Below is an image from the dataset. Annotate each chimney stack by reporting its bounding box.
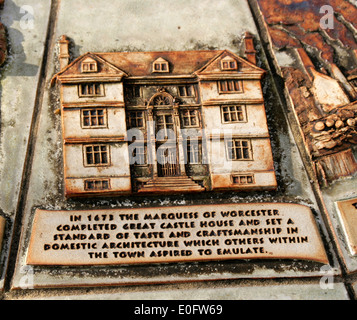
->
[59,35,70,71]
[244,31,257,65]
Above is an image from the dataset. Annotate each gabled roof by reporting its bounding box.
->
[194,50,265,76]
[51,52,128,85]
[52,49,265,84]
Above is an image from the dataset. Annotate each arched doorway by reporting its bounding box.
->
[148,92,180,177]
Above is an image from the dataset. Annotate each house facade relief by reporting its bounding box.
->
[52,33,277,197]
[3,0,357,300]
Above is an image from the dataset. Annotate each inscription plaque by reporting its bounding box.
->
[27,203,328,266]
[336,198,357,256]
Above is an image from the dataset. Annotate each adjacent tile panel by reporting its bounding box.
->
[27,203,328,266]
[336,198,357,256]
[0,216,5,255]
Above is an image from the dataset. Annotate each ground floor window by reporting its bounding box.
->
[185,139,202,164]
[232,174,255,185]
[84,179,110,191]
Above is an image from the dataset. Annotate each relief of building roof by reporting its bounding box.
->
[52,46,265,84]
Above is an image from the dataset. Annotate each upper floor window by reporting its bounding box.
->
[79,83,104,97]
[181,109,200,128]
[152,57,169,73]
[127,111,145,129]
[82,109,107,128]
[156,114,175,139]
[221,105,246,123]
[130,85,141,98]
[178,85,195,97]
[226,139,252,161]
[81,58,98,73]
[221,57,238,71]
[218,80,243,93]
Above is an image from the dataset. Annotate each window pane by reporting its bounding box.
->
[228,81,234,91]
[87,153,93,165]
[94,152,100,164]
[187,86,193,96]
[101,152,108,164]
[243,148,250,159]
[237,148,242,159]
[83,117,90,126]
[166,115,173,124]
[179,86,185,96]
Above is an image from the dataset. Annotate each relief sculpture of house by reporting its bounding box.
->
[52,33,277,198]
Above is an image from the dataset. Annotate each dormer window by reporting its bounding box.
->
[221,57,238,71]
[81,58,98,73]
[153,58,169,73]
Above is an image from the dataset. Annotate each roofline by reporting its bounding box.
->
[51,52,129,86]
[51,49,265,86]
[96,49,224,55]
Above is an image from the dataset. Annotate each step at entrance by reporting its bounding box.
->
[137,176,205,194]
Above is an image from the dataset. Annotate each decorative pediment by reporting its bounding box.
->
[52,53,128,85]
[148,92,174,106]
[194,50,265,78]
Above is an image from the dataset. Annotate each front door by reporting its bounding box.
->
[157,146,179,177]
[155,112,180,177]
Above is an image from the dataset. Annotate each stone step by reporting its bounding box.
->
[138,176,205,193]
